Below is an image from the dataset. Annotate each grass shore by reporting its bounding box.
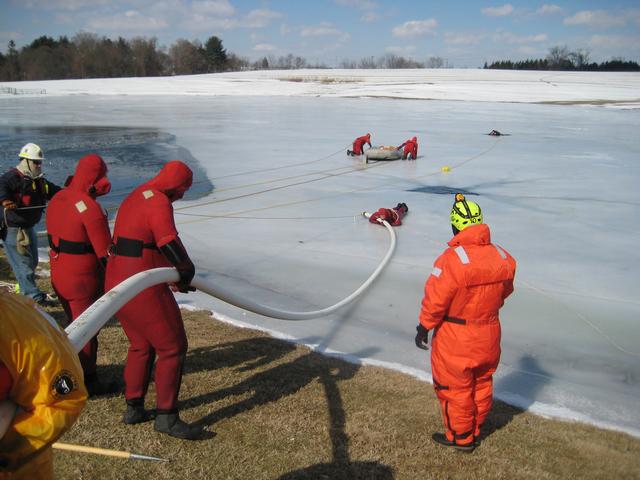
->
[1,249,639,479]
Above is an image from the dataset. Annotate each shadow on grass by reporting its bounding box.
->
[482,354,551,441]
[184,338,394,478]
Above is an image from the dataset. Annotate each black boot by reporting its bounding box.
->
[431,432,475,453]
[123,398,155,425]
[85,373,120,398]
[154,412,203,440]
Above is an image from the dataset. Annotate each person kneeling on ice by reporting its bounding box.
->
[105,160,203,440]
[46,154,118,398]
[414,193,516,452]
[347,133,372,156]
[398,136,418,160]
[368,203,408,226]
[0,291,87,479]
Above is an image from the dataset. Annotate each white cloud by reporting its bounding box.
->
[245,9,283,28]
[334,0,378,9]
[180,13,238,31]
[280,24,292,35]
[444,32,485,46]
[536,4,562,15]
[20,0,110,11]
[392,19,437,38]
[385,45,416,56]
[492,31,547,44]
[481,4,514,17]
[587,34,637,49]
[361,11,380,22]
[517,46,544,56]
[253,43,275,52]
[88,10,168,32]
[191,0,234,17]
[564,10,626,28]
[300,22,349,43]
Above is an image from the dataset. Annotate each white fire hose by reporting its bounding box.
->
[66,213,395,352]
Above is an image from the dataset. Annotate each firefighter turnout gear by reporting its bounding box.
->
[0,291,87,478]
[418,217,515,449]
[45,154,113,389]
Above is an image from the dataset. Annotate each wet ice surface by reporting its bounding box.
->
[2,94,639,436]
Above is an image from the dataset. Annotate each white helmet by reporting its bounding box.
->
[18,143,44,161]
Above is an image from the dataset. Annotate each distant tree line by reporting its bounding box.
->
[0,32,456,81]
[485,46,639,71]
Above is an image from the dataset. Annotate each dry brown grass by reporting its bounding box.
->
[1,250,639,479]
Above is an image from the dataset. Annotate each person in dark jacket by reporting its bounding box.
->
[105,160,202,440]
[0,143,60,306]
[46,153,118,397]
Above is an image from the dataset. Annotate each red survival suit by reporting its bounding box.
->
[368,203,408,226]
[46,154,112,380]
[105,161,194,414]
[418,224,515,447]
[350,134,371,156]
[399,136,418,160]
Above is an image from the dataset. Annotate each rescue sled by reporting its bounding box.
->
[365,146,402,162]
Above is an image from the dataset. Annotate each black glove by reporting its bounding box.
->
[415,324,429,350]
[160,239,196,293]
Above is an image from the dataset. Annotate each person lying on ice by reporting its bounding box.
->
[347,133,372,156]
[105,160,203,440]
[414,193,516,452]
[46,153,118,398]
[368,203,408,226]
[397,136,418,160]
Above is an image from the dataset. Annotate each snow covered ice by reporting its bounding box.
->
[1,69,639,437]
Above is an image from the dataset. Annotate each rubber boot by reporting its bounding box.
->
[154,412,203,440]
[123,398,155,425]
[432,432,475,453]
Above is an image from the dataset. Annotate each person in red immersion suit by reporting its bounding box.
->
[368,203,408,226]
[398,136,418,160]
[415,194,516,452]
[45,153,117,398]
[347,133,372,156]
[105,160,202,440]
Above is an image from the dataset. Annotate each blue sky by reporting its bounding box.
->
[1,1,639,67]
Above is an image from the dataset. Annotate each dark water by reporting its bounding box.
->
[0,126,214,222]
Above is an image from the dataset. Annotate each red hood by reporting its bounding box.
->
[146,160,193,201]
[448,223,491,247]
[68,154,110,196]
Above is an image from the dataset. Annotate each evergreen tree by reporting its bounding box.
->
[204,36,227,72]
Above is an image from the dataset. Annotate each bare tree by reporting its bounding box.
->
[546,45,573,69]
[569,49,591,69]
[169,39,206,75]
[426,56,444,68]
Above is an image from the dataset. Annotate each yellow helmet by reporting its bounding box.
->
[450,193,482,232]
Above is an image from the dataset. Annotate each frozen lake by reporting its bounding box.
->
[2,91,639,437]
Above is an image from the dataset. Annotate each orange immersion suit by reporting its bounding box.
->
[418,224,515,446]
[0,292,87,479]
[46,154,112,378]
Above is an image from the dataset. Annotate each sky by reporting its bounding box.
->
[1,1,640,68]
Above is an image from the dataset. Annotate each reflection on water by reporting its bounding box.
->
[0,126,213,222]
